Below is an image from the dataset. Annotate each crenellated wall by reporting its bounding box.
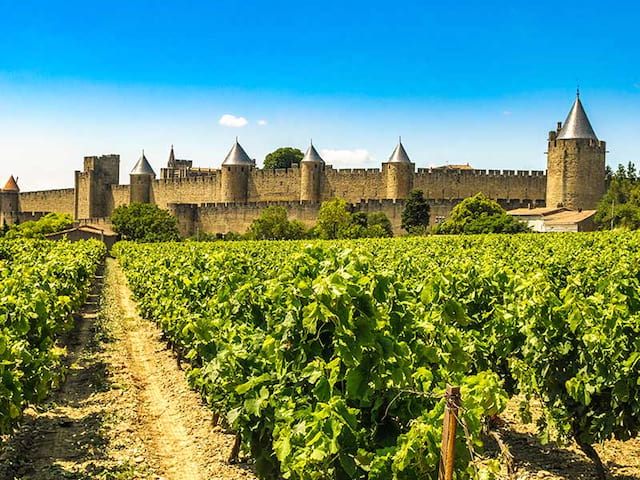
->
[152,175,221,209]
[322,168,386,202]
[19,189,76,216]
[14,162,548,232]
[248,167,302,202]
[414,169,546,201]
[168,196,543,237]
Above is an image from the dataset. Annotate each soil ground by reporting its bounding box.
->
[0,257,638,479]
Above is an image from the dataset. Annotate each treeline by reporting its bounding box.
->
[595,162,640,229]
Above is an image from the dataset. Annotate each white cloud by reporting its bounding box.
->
[219,114,248,128]
[320,148,374,166]
[257,119,268,126]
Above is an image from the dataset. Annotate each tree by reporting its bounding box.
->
[435,193,530,234]
[263,147,304,170]
[111,203,180,242]
[366,211,393,237]
[595,162,640,230]
[315,199,353,239]
[401,189,430,233]
[314,200,394,239]
[5,212,73,239]
[247,206,307,240]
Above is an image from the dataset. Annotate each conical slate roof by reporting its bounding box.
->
[388,138,411,163]
[2,175,19,192]
[556,95,598,140]
[222,139,253,166]
[301,142,324,163]
[130,151,156,176]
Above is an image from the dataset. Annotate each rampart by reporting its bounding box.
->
[168,196,543,237]
[10,156,549,236]
[248,167,302,202]
[151,175,221,209]
[414,169,546,201]
[19,189,75,216]
[322,168,385,202]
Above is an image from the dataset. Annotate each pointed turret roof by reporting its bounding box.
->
[222,138,253,166]
[301,141,324,163]
[387,138,411,163]
[130,150,156,176]
[168,145,176,167]
[556,94,598,140]
[2,175,19,192]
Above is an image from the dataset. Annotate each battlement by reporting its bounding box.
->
[325,167,383,175]
[155,174,220,186]
[415,168,545,177]
[193,199,307,210]
[251,167,301,178]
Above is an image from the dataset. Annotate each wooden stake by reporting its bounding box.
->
[438,385,461,480]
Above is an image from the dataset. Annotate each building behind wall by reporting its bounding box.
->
[4,95,607,236]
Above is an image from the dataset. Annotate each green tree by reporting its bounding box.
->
[366,211,393,237]
[401,189,430,233]
[5,212,73,239]
[435,193,529,234]
[111,203,180,242]
[263,147,304,170]
[247,206,307,240]
[315,199,353,239]
[595,162,640,229]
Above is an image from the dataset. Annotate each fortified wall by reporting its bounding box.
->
[1,95,606,234]
[168,197,539,237]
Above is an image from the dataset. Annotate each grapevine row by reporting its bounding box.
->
[114,232,640,479]
[0,239,106,434]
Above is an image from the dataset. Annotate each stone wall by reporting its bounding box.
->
[322,168,386,202]
[19,188,76,216]
[107,185,130,212]
[248,167,302,202]
[152,176,221,209]
[414,169,546,201]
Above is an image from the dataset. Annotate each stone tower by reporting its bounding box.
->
[129,151,156,204]
[74,154,120,219]
[546,94,606,210]
[383,138,415,200]
[0,175,20,226]
[221,139,253,203]
[300,141,325,202]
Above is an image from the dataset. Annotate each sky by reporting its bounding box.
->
[1,0,639,191]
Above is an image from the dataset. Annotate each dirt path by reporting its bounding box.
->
[0,258,254,480]
[111,258,254,480]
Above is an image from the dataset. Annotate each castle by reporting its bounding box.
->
[0,95,606,235]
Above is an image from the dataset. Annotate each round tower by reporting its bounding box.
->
[129,150,155,204]
[0,175,20,226]
[221,139,252,203]
[383,138,415,200]
[546,93,606,210]
[300,141,325,202]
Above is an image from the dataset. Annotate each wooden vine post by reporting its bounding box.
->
[438,385,461,480]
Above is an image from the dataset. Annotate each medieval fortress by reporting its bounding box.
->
[0,95,605,235]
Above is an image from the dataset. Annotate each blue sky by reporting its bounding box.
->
[1,0,639,190]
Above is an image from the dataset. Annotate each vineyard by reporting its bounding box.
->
[113,232,640,480]
[0,238,105,434]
